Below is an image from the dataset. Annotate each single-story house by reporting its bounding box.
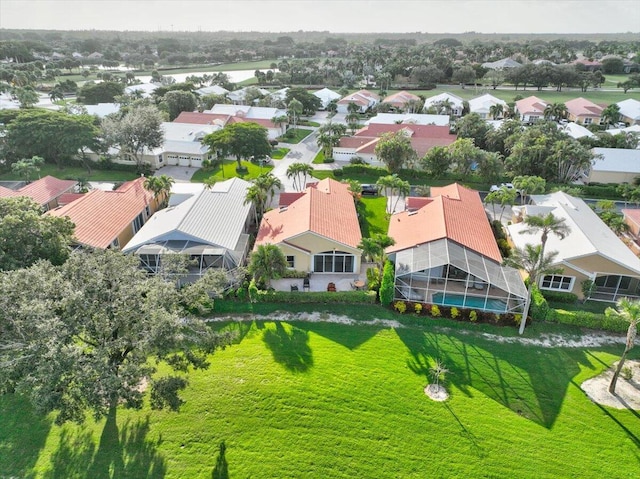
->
[617,98,640,125]
[565,97,603,126]
[560,122,595,140]
[195,85,229,97]
[366,113,450,127]
[203,104,288,140]
[515,96,548,123]
[313,87,341,110]
[387,183,527,313]
[84,102,120,118]
[382,91,421,111]
[336,90,380,114]
[124,83,159,98]
[47,177,159,250]
[585,148,640,184]
[227,87,270,105]
[468,94,507,119]
[509,191,640,302]
[254,178,364,292]
[332,124,456,166]
[481,58,522,70]
[0,175,78,211]
[122,178,253,280]
[423,92,464,117]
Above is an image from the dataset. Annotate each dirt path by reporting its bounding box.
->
[206,311,628,348]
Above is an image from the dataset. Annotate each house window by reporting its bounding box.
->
[110,237,120,249]
[132,212,145,234]
[584,117,593,125]
[313,251,355,273]
[145,205,151,217]
[286,255,295,268]
[540,275,574,292]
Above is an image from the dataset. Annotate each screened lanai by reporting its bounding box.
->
[392,238,527,313]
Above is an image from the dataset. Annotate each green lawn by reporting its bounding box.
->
[359,196,389,237]
[312,151,326,164]
[2,311,638,478]
[0,164,139,182]
[271,147,290,160]
[190,160,273,183]
[277,128,313,144]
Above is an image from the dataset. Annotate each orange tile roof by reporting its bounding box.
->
[48,177,154,249]
[387,183,502,262]
[0,176,77,206]
[255,178,361,249]
[623,209,640,227]
[565,97,604,118]
[174,112,231,125]
[383,91,420,107]
[515,96,548,116]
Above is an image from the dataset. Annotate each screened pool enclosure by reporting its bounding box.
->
[391,239,527,313]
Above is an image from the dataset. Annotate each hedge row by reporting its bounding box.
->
[392,300,524,327]
[252,290,377,304]
[540,290,578,304]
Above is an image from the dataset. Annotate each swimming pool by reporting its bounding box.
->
[432,293,508,312]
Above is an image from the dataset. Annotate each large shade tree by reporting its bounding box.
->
[374,131,416,173]
[0,197,75,271]
[202,122,271,170]
[0,250,231,424]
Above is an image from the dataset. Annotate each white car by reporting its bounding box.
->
[490,183,519,194]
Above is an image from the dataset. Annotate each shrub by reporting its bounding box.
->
[323,157,335,164]
[469,310,478,322]
[366,267,381,292]
[281,269,309,279]
[541,290,578,304]
[394,301,407,314]
[552,309,630,333]
[248,279,259,303]
[333,168,344,177]
[497,239,512,258]
[379,261,395,305]
[414,303,423,314]
[530,284,553,320]
[349,156,366,165]
[622,366,634,381]
[450,307,460,319]
[253,290,377,304]
[269,139,279,146]
[431,304,441,317]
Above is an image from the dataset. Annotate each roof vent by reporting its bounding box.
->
[279,206,288,212]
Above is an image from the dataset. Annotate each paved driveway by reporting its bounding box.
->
[154,165,199,182]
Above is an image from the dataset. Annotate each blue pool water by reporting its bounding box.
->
[432,293,508,312]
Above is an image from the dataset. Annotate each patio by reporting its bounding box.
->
[271,262,373,292]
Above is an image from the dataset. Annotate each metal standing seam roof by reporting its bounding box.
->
[617,98,640,121]
[591,148,640,173]
[508,191,640,275]
[122,177,252,254]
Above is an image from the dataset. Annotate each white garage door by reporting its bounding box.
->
[167,155,178,166]
[178,156,190,167]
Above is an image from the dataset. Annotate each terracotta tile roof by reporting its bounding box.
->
[565,97,603,118]
[383,91,420,107]
[279,192,306,207]
[0,176,77,206]
[57,193,85,206]
[255,178,361,249]
[406,197,433,210]
[338,136,379,149]
[355,124,453,139]
[338,89,380,105]
[515,96,548,116]
[174,112,231,125]
[623,209,640,227]
[48,177,154,249]
[387,183,502,262]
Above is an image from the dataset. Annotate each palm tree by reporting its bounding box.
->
[543,102,568,122]
[254,173,282,210]
[601,104,621,128]
[358,234,395,283]
[244,184,267,225]
[521,212,570,261]
[143,174,174,209]
[271,114,289,136]
[489,103,504,120]
[503,244,562,334]
[286,163,314,192]
[248,244,288,289]
[203,176,217,190]
[376,174,410,214]
[287,98,303,131]
[605,298,640,394]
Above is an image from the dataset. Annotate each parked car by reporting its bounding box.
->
[361,184,378,196]
[490,183,520,195]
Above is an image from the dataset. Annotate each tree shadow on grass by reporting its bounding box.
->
[210,320,254,345]
[263,322,313,372]
[44,406,166,479]
[395,327,593,429]
[0,394,51,479]
[296,321,383,350]
[211,440,229,479]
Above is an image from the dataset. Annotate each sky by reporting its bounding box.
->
[0,0,638,34]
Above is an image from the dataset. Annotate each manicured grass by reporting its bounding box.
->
[0,164,138,182]
[277,128,313,144]
[359,196,389,237]
[312,150,327,164]
[190,160,273,183]
[270,147,290,160]
[2,313,638,478]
